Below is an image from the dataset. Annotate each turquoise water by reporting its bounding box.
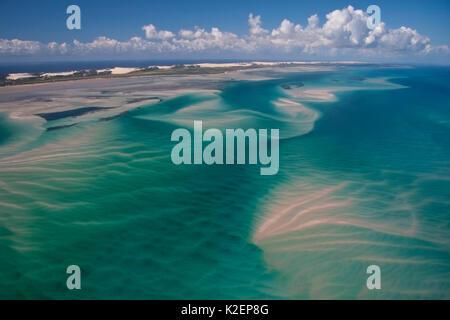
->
[0,66,449,299]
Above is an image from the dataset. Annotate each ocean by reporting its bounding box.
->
[0,65,449,299]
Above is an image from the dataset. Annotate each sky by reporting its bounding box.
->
[0,0,449,63]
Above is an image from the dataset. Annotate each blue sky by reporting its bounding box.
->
[0,0,449,63]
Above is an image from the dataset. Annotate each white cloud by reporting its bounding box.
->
[0,38,42,54]
[378,26,430,52]
[142,24,175,40]
[0,6,447,60]
[249,14,268,36]
[47,41,69,54]
[173,26,249,51]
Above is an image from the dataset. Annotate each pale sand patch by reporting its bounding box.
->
[364,77,407,89]
[155,65,174,70]
[282,87,337,101]
[0,74,223,121]
[274,98,319,119]
[174,100,221,114]
[302,89,336,101]
[41,71,76,78]
[252,62,284,66]
[253,183,350,242]
[6,73,35,80]
[283,80,407,102]
[97,67,140,75]
[0,65,350,122]
[190,62,253,68]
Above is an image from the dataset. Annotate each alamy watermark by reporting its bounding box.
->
[66,5,81,30]
[367,5,381,30]
[170,121,279,175]
[366,264,381,290]
[66,265,81,290]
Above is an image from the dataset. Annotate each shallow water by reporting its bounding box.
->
[0,66,449,299]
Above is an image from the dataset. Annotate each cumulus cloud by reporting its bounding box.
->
[173,26,249,51]
[379,26,430,52]
[142,24,175,40]
[47,41,69,54]
[251,5,433,54]
[0,6,447,60]
[0,39,42,54]
[249,13,268,36]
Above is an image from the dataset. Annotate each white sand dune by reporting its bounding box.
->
[155,65,174,70]
[6,73,35,80]
[97,67,140,75]
[41,71,76,78]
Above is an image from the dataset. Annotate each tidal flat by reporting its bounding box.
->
[0,64,449,299]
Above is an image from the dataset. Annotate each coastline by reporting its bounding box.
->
[0,61,373,87]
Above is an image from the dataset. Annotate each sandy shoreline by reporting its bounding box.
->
[0,61,371,88]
